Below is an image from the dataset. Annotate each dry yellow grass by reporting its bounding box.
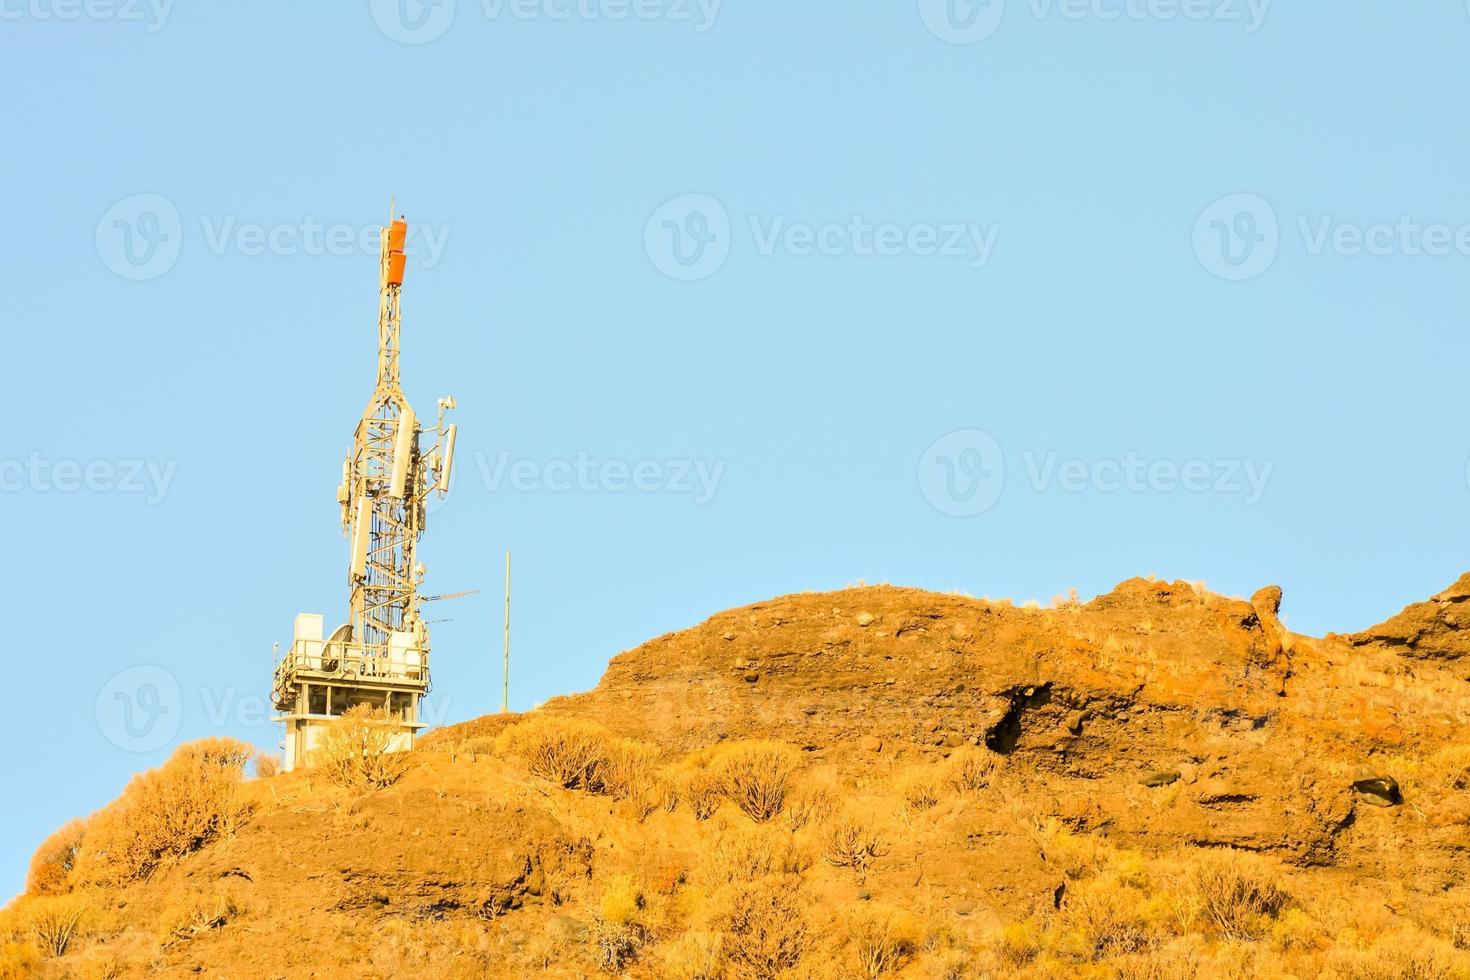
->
[11,728,1470,979]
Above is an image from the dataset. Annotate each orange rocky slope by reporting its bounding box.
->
[544,577,1466,864]
[11,575,1470,978]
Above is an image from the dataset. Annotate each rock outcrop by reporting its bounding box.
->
[544,576,1470,872]
[1347,571,1470,661]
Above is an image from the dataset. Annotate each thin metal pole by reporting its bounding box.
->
[502,550,511,713]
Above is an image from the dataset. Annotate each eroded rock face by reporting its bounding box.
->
[545,575,1470,872]
[1347,572,1470,661]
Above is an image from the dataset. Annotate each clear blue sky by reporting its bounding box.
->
[4,1,1470,898]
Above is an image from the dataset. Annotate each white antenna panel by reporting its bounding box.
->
[389,405,417,499]
[437,423,457,492]
[349,496,371,579]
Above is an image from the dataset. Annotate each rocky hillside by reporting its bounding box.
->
[539,577,1470,870]
[8,576,1470,978]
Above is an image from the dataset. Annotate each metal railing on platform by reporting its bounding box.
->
[273,637,430,690]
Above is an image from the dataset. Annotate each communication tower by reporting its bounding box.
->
[272,211,457,771]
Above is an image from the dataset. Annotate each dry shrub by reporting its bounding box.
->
[593,875,647,972]
[946,747,1000,794]
[1034,818,1109,880]
[925,948,974,980]
[1183,849,1288,940]
[1428,744,1470,793]
[25,895,88,956]
[496,717,608,789]
[821,811,888,882]
[1271,907,1329,954]
[316,704,412,789]
[721,878,812,980]
[845,905,919,979]
[73,738,254,886]
[784,782,836,832]
[600,875,644,927]
[593,921,643,973]
[898,770,942,813]
[989,922,1039,969]
[600,738,662,806]
[494,717,663,810]
[254,753,280,779]
[26,819,84,896]
[1324,930,1469,980]
[702,825,809,886]
[658,775,682,813]
[73,947,126,980]
[1062,871,1151,958]
[459,735,498,760]
[1111,939,1210,980]
[682,767,725,821]
[0,942,39,980]
[711,742,801,823]
[663,930,725,980]
[157,892,242,945]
